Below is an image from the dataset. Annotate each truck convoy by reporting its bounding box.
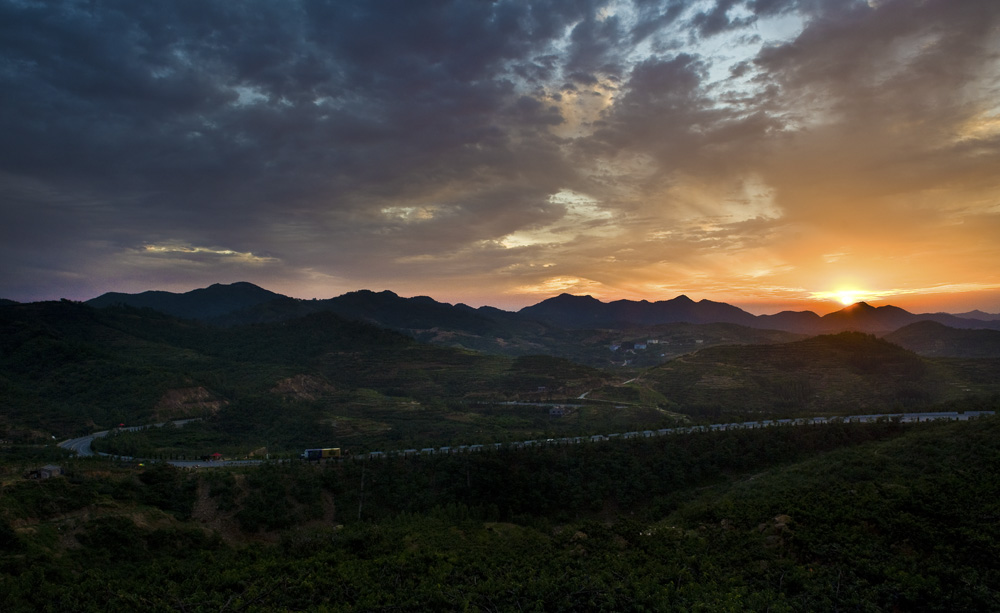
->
[302,447,341,460]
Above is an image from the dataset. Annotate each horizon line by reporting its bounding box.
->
[6,280,1000,319]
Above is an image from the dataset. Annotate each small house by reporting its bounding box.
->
[28,464,62,479]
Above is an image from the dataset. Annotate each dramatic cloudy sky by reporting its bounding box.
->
[2,0,999,313]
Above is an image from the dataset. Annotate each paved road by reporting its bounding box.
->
[161,459,264,468]
[57,419,202,460]
[59,431,109,457]
[59,411,994,467]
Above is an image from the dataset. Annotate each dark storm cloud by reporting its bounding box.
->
[749,0,1000,214]
[628,0,686,45]
[0,0,600,296]
[2,0,999,310]
[596,53,707,144]
[564,11,629,79]
[690,0,752,37]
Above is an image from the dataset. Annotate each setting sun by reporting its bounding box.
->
[808,287,876,309]
[836,290,864,306]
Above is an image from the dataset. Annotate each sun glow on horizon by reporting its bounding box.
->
[810,287,876,306]
[836,289,864,306]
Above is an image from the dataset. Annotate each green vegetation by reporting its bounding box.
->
[5,302,998,461]
[3,414,999,611]
[885,320,1000,358]
[4,297,1000,610]
[1,302,611,448]
[641,332,997,420]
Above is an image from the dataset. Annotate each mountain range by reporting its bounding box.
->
[81,281,1000,335]
[4,284,999,440]
[520,292,1000,334]
[69,282,1000,364]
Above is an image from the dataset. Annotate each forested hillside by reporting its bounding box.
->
[5,302,1000,458]
[885,320,1000,357]
[640,332,1000,420]
[0,302,608,445]
[4,299,1000,611]
[3,414,999,611]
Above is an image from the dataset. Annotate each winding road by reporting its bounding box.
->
[57,419,219,465]
[58,411,994,468]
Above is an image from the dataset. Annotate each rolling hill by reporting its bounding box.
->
[8,290,998,453]
[638,332,999,419]
[0,301,609,446]
[884,320,1000,358]
[86,281,284,320]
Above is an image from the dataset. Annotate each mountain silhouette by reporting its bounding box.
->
[86,282,284,320]
[518,293,758,328]
[522,296,1000,334]
[84,282,1000,335]
[818,302,915,333]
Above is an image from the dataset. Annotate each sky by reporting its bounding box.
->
[2,0,999,315]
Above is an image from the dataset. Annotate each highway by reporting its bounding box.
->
[57,419,202,461]
[58,410,994,467]
[59,431,107,457]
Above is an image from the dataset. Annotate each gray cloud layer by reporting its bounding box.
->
[2,0,999,311]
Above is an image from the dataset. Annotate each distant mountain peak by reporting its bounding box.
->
[519,292,757,328]
[86,281,284,320]
[200,281,275,294]
[345,289,399,298]
[955,309,1000,321]
[209,281,263,289]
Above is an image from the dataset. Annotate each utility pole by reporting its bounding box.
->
[357,458,366,521]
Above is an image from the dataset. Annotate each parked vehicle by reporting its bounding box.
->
[302,447,341,460]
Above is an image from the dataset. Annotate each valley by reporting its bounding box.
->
[6,1,999,608]
[2,284,999,611]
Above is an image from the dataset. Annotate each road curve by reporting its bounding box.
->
[57,419,202,460]
[59,411,994,467]
[58,430,109,457]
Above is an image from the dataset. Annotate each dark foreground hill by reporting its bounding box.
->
[3,414,999,611]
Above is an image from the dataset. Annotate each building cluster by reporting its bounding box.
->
[610,338,704,352]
